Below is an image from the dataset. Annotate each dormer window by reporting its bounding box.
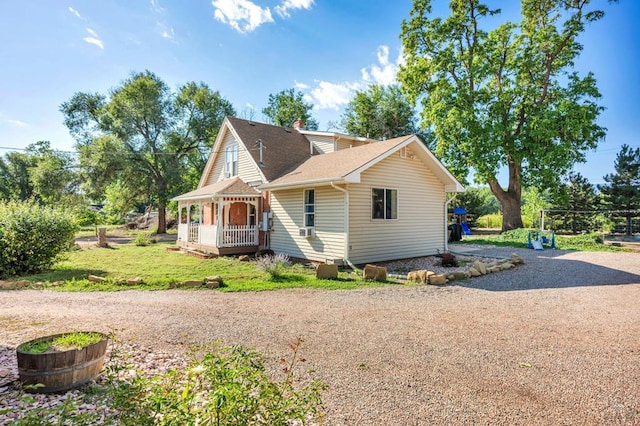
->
[225,144,238,178]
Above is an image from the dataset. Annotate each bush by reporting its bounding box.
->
[0,200,77,278]
[256,253,291,279]
[133,231,156,247]
[476,213,503,229]
[440,252,459,267]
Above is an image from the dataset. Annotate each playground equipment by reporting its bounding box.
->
[453,208,472,236]
[528,230,556,250]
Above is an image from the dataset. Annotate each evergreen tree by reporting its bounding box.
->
[598,144,640,235]
[551,172,598,233]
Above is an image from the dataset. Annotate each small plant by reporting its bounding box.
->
[440,252,459,267]
[19,332,105,354]
[256,253,291,279]
[133,231,155,246]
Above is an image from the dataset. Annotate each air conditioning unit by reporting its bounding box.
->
[299,227,315,238]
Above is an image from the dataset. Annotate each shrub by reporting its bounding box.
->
[133,231,155,247]
[256,253,291,279]
[476,213,503,229]
[0,200,77,278]
[440,252,459,267]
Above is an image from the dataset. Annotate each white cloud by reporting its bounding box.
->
[309,81,360,110]
[83,29,104,49]
[8,119,27,127]
[360,45,402,86]
[212,0,273,33]
[275,0,314,18]
[298,45,403,112]
[150,0,164,13]
[68,6,81,18]
[162,27,175,39]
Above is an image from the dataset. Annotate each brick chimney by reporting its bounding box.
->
[293,118,304,130]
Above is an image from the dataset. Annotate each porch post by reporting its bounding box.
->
[216,197,223,247]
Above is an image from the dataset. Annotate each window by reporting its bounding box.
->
[225,144,238,177]
[248,204,256,227]
[304,189,315,227]
[372,188,398,220]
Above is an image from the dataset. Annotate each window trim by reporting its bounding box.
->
[371,187,398,221]
[225,144,238,178]
[303,189,315,228]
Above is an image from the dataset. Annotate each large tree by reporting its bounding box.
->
[399,0,607,231]
[0,141,79,204]
[262,88,319,130]
[598,144,640,235]
[61,71,235,233]
[341,84,419,140]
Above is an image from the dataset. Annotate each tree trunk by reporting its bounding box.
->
[488,156,524,232]
[157,199,167,234]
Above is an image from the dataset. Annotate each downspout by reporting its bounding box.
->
[444,193,457,253]
[330,182,357,271]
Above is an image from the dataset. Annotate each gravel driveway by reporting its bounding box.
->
[1,246,639,425]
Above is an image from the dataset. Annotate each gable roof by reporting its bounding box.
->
[261,135,465,192]
[198,116,314,188]
[172,177,260,201]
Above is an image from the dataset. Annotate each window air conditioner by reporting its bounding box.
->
[299,227,314,238]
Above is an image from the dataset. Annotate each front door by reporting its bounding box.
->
[229,202,247,226]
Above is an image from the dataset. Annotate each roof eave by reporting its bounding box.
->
[260,177,351,191]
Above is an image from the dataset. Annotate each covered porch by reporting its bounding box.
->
[172,178,261,256]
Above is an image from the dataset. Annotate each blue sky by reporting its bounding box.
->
[0,0,638,186]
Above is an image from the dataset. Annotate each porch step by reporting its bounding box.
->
[182,248,216,259]
[165,245,181,252]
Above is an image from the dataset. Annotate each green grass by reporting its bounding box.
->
[15,243,387,292]
[456,229,629,252]
[18,332,104,353]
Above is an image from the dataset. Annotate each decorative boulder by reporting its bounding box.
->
[363,264,387,281]
[206,275,224,288]
[182,280,204,287]
[428,274,448,285]
[127,277,144,285]
[472,261,487,275]
[316,264,338,279]
[453,271,467,280]
[88,275,106,283]
[511,253,525,265]
[238,255,250,262]
[407,270,429,284]
[468,267,481,277]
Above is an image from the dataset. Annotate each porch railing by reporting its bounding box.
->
[188,223,200,243]
[221,225,258,247]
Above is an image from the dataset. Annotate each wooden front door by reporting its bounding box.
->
[229,202,247,226]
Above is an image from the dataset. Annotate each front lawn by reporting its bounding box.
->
[15,243,384,292]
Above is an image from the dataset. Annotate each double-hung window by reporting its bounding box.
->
[304,189,315,227]
[372,188,398,220]
[225,145,238,178]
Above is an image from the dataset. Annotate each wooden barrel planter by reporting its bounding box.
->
[16,332,109,393]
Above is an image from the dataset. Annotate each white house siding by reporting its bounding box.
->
[306,135,335,154]
[270,186,345,262]
[204,132,263,186]
[336,139,368,151]
[348,149,445,264]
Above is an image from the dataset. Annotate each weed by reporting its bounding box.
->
[256,253,291,280]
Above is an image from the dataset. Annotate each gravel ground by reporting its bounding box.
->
[1,245,639,425]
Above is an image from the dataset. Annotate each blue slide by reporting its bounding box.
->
[461,222,472,235]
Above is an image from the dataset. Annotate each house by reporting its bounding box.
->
[172,116,464,265]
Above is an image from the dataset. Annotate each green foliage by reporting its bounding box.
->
[452,186,500,226]
[133,231,155,247]
[341,84,419,139]
[549,172,600,233]
[598,144,640,235]
[0,200,77,278]
[18,332,104,354]
[256,253,292,280]
[399,0,608,230]
[476,213,503,229]
[12,339,325,425]
[60,71,236,233]
[521,187,551,230]
[262,88,319,130]
[462,229,621,252]
[103,179,138,225]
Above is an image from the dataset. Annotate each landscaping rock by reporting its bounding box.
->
[363,264,387,281]
[407,270,429,284]
[14,280,28,287]
[205,276,224,288]
[487,266,502,274]
[452,271,467,280]
[0,281,14,290]
[127,277,144,285]
[316,264,338,279]
[468,267,481,277]
[511,253,525,265]
[428,274,448,285]
[238,255,250,262]
[182,280,204,287]
[473,260,487,275]
[500,262,514,270]
[88,275,106,283]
